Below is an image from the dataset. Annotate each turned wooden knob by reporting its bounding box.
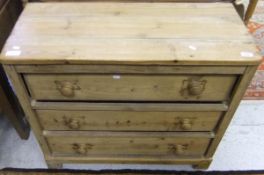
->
[55,81,80,98]
[77,147,87,154]
[66,119,80,130]
[176,144,186,155]
[72,143,86,154]
[180,119,192,130]
[59,81,75,97]
[187,79,206,96]
[72,143,93,155]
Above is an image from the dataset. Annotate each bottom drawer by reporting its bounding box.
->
[46,131,211,158]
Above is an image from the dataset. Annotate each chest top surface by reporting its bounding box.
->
[0,2,261,65]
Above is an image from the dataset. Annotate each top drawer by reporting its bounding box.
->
[24,74,236,101]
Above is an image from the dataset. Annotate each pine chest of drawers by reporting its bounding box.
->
[0,2,261,169]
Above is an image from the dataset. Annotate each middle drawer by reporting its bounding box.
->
[34,102,226,132]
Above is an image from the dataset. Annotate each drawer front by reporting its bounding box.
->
[25,74,236,101]
[47,132,211,157]
[37,110,222,131]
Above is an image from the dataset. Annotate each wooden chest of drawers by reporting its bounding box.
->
[0,2,261,169]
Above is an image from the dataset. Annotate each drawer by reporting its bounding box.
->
[46,131,211,157]
[37,110,222,132]
[24,74,236,101]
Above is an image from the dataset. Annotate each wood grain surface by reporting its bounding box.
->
[37,109,222,131]
[45,131,211,157]
[0,2,261,65]
[24,74,237,101]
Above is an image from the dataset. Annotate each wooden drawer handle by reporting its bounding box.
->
[181,78,207,97]
[175,144,187,155]
[55,80,80,97]
[180,118,192,130]
[56,81,75,97]
[72,143,93,155]
[187,79,207,96]
[65,120,81,130]
[168,144,188,155]
[64,118,81,130]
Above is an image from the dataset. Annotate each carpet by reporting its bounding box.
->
[0,169,264,175]
[244,0,264,99]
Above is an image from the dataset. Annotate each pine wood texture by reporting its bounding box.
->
[45,155,212,165]
[15,65,246,74]
[205,65,259,157]
[31,102,228,111]
[46,131,211,157]
[0,2,261,65]
[36,109,222,131]
[24,74,237,101]
[0,2,261,169]
[3,65,51,155]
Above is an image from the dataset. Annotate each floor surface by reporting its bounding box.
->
[0,100,263,171]
[244,0,264,99]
